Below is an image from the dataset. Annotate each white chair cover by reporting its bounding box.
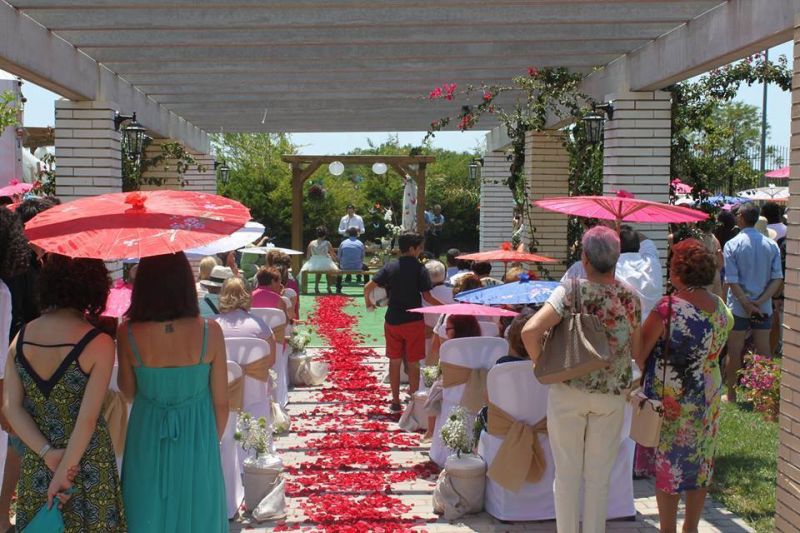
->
[221,361,244,519]
[477,361,555,521]
[476,361,636,521]
[478,321,499,337]
[429,336,508,467]
[250,308,289,407]
[224,337,271,419]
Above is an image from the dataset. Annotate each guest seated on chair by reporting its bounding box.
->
[336,226,367,294]
[252,266,289,319]
[196,255,220,296]
[472,261,503,287]
[214,277,276,370]
[198,265,235,317]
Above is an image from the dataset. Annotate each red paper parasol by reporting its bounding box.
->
[0,179,33,198]
[533,194,708,227]
[102,279,132,318]
[408,303,518,317]
[25,190,251,260]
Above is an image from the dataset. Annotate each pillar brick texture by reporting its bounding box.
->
[140,138,216,193]
[602,90,671,270]
[54,100,122,202]
[479,150,515,255]
[526,131,569,278]
[775,19,800,533]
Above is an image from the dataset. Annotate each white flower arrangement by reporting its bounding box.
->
[422,364,441,388]
[385,223,403,238]
[287,330,311,353]
[440,406,474,457]
[383,208,393,222]
[234,411,274,459]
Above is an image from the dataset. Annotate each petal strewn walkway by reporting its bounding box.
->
[232,295,753,532]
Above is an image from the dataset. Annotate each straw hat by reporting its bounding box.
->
[755,216,778,240]
[199,265,235,287]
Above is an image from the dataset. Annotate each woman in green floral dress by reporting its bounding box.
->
[1,254,125,531]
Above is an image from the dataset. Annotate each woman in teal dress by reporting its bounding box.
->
[2,254,126,531]
[117,252,228,532]
[636,239,733,533]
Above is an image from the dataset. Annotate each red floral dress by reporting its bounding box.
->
[643,296,732,494]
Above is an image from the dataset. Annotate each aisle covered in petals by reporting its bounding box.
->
[272,295,438,532]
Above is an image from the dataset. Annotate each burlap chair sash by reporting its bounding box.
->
[486,402,548,493]
[273,324,286,345]
[441,361,488,413]
[102,390,128,455]
[241,356,271,382]
[228,376,244,411]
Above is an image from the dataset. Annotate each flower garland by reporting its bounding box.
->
[275,296,439,532]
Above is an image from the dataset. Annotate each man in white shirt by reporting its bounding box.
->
[338,204,365,237]
[562,226,663,319]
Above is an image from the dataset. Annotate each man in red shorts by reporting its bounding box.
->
[365,232,443,412]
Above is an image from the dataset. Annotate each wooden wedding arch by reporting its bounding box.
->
[281,154,436,273]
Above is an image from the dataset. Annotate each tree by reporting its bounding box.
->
[0,91,18,131]
[670,52,792,196]
[212,132,297,244]
[682,102,763,194]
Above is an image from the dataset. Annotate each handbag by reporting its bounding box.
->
[534,278,613,384]
[629,296,671,447]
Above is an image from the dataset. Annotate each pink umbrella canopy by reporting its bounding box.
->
[765,166,789,179]
[0,179,33,198]
[456,249,557,263]
[408,303,519,317]
[532,194,708,225]
[102,279,132,318]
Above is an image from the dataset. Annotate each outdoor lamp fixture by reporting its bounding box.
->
[215,160,230,184]
[583,102,614,145]
[114,112,147,161]
[468,157,484,181]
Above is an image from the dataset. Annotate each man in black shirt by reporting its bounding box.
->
[365,233,442,412]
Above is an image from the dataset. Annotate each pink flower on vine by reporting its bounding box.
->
[488,105,495,113]
[444,83,457,100]
[428,87,443,100]
[483,91,493,102]
[458,114,472,130]
[528,67,539,77]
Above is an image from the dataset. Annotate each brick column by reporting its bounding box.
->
[479,151,514,251]
[526,131,569,278]
[602,90,671,269]
[140,138,216,193]
[776,18,800,532]
[54,100,122,202]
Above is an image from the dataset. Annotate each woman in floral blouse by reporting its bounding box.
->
[636,238,732,533]
[523,226,641,533]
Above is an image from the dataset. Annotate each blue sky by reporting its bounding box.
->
[11,41,794,155]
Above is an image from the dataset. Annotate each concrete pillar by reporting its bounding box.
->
[602,90,672,269]
[140,138,216,193]
[775,17,800,532]
[526,131,570,278]
[54,99,122,202]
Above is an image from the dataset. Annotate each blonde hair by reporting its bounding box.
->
[198,255,219,281]
[218,277,251,313]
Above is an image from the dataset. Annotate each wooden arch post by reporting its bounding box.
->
[282,155,435,276]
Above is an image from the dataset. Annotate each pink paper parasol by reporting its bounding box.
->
[765,166,789,179]
[456,249,557,263]
[102,279,132,318]
[0,179,33,198]
[407,303,518,317]
[532,194,708,227]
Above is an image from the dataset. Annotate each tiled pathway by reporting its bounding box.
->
[232,348,753,533]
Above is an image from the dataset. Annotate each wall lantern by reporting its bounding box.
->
[468,157,484,181]
[583,103,614,145]
[215,160,230,184]
[114,112,147,161]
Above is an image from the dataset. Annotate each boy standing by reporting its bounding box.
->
[365,233,442,412]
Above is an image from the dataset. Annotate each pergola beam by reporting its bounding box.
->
[580,0,800,101]
[0,0,210,153]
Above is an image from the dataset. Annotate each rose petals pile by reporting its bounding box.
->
[276,296,440,532]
